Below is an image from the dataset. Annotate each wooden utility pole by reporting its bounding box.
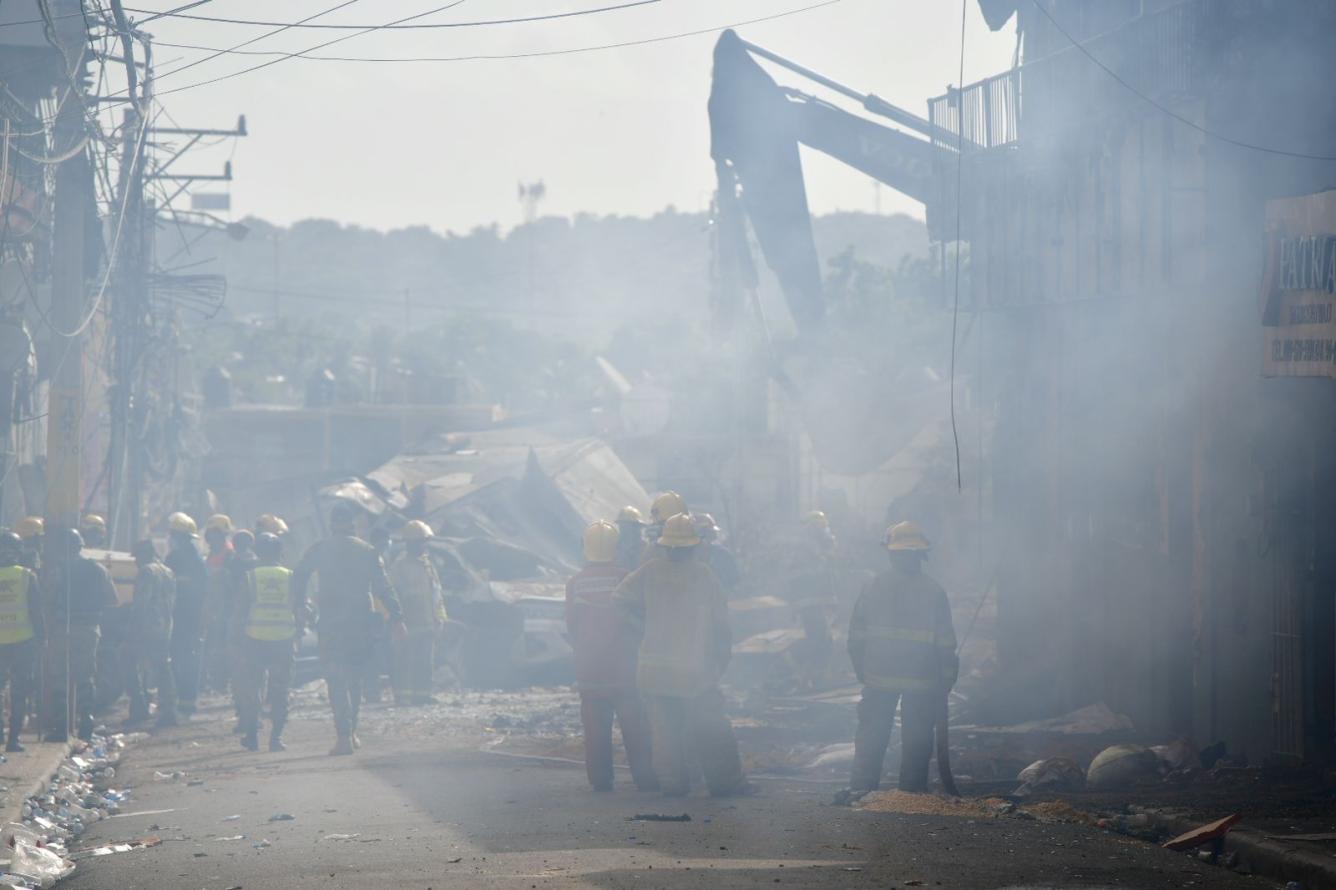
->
[45,99,92,533]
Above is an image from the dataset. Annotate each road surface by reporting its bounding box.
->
[63,689,1274,889]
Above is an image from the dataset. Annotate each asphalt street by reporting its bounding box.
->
[61,690,1278,890]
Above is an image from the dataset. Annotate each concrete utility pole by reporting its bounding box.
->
[45,99,92,533]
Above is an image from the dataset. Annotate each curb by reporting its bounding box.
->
[0,741,76,829]
[1139,808,1336,890]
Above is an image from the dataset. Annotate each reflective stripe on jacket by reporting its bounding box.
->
[245,566,298,642]
[0,565,36,645]
[847,567,957,694]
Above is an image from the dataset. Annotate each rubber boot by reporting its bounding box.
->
[330,735,354,756]
[269,734,286,753]
[241,732,259,752]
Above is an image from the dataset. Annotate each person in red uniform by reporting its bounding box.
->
[565,520,656,792]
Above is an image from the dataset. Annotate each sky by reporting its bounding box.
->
[127,0,1017,233]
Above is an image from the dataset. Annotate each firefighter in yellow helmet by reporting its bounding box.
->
[567,520,655,792]
[846,521,957,794]
[41,527,117,741]
[125,539,177,728]
[615,513,749,797]
[234,533,306,751]
[640,491,687,565]
[164,512,207,714]
[387,521,446,706]
[614,506,646,573]
[0,532,41,751]
[14,517,43,570]
[202,514,235,696]
[79,514,107,549]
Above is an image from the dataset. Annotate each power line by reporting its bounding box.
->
[948,0,965,493]
[126,0,658,30]
[148,0,840,79]
[154,0,470,96]
[1029,0,1336,162]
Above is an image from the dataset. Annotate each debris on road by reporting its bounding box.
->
[628,814,691,823]
[266,814,295,822]
[1015,757,1085,795]
[1086,744,1160,789]
[1163,814,1241,852]
[857,791,1009,818]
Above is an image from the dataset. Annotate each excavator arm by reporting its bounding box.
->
[708,29,958,334]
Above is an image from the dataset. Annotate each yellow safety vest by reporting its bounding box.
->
[245,566,297,642]
[0,565,36,645]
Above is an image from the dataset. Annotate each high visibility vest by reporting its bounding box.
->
[245,566,297,642]
[0,565,36,645]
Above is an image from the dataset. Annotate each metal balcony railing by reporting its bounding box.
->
[927,0,1200,151]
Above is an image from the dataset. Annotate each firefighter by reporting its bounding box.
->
[225,529,257,729]
[614,506,646,573]
[164,512,207,715]
[292,503,405,756]
[0,532,41,751]
[235,533,305,752]
[846,521,958,794]
[692,513,740,593]
[615,513,748,797]
[387,521,446,706]
[41,528,118,741]
[568,520,656,792]
[362,526,394,703]
[640,491,687,565]
[14,516,42,570]
[79,514,107,549]
[202,514,235,693]
[125,540,177,728]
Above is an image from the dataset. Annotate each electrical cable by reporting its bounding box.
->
[948,0,965,492]
[148,0,840,77]
[1029,0,1336,162]
[127,0,657,30]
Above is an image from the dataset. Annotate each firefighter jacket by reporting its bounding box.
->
[241,565,302,642]
[165,542,207,637]
[131,561,175,642]
[0,563,41,644]
[388,553,446,635]
[614,556,731,698]
[292,535,402,633]
[565,562,637,692]
[847,566,958,694]
[42,555,118,630]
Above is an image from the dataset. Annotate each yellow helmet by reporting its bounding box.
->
[617,506,646,525]
[693,512,720,538]
[802,510,830,530]
[14,516,44,540]
[255,513,289,536]
[167,512,198,536]
[582,520,619,563]
[657,513,701,548]
[885,521,931,552]
[650,491,688,524]
[205,513,233,534]
[399,519,434,542]
[80,513,106,534]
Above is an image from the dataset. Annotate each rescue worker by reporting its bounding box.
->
[225,529,257,730]
[79,514,107,549]
[692,513,740,593]
[640,491,687,565]
[615,513,748,797]
[568,520,656,792]
[202,514,235,693]
[387,521,446,706]
[235,533,305,752]
[164,512,207,715]
[255,514,289,538]
[41,528,117,741]
[362,526,394,703]
[14,516,43,570]
[786,511,840,684]
[292,503,405,756]
[125,540,177,728]
[614,506,646,573]
[0,532,41,751]
[846,521,958,794]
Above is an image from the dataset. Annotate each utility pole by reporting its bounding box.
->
[45,97,93,533]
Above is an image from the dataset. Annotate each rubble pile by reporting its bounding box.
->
[0,733,140,889]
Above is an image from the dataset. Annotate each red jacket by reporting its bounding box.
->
[565,563,638,692]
